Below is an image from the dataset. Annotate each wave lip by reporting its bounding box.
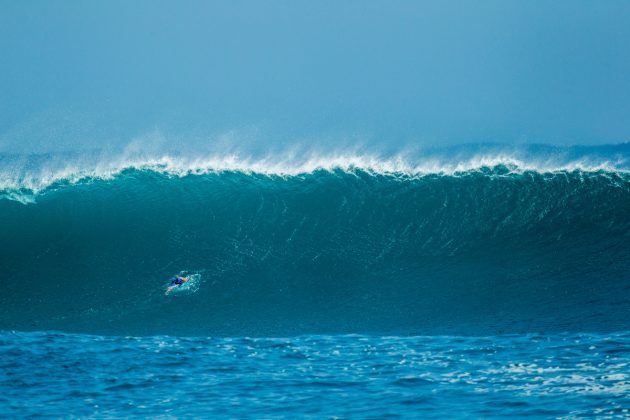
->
[1,148,628,201]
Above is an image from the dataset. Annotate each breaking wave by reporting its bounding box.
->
[1,145,629,336]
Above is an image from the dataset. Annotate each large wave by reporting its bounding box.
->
[1,147,629,336]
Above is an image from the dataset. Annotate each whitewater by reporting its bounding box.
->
[2,143,629,198]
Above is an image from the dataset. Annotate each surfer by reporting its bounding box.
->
[165,275,188,295]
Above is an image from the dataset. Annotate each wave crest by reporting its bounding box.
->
[1,149,628,201]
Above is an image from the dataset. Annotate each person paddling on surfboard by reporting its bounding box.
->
[165,275,188,295]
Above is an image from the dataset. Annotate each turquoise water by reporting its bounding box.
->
[1,331,628,417]
[1,165,629,336]
[1,147,629,416]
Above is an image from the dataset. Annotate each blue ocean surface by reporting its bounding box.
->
[1,145,629,416]
[1,331,628,417]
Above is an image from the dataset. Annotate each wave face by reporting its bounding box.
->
[1,160,630,336]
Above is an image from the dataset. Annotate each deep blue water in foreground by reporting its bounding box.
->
[1,331,628,417]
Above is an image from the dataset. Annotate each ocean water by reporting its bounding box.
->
[1,145,629,416]
[1,331,629,417]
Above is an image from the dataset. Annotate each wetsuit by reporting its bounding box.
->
[170,276,185,286]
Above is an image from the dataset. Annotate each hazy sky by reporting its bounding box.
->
[1,0,629,151]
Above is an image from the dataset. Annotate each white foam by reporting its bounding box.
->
[0,151,627,197]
